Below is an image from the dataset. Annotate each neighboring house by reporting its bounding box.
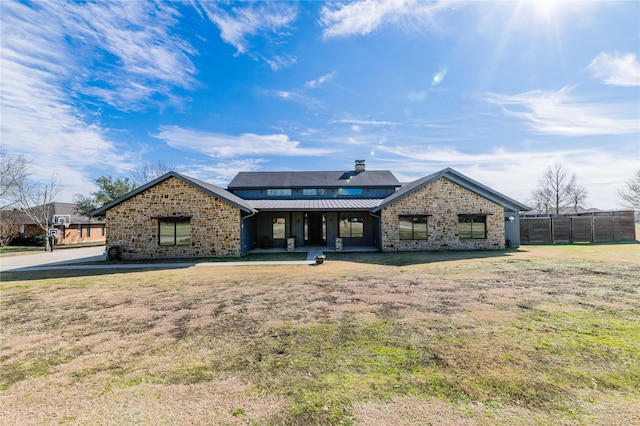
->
[91,161,531,259]
[2,202,106,246]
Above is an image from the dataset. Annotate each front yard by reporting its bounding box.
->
[1,244,639,425]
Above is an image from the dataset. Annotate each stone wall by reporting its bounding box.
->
[380,177,505,251]
[106,177,242,259]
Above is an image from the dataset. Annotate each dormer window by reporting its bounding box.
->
[303,188,328,196]
[267,189,291,197]
[337,188,363,196]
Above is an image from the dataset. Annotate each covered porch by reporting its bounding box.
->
[241,199,383,254]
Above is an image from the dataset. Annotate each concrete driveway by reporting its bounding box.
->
[0,246,106,272]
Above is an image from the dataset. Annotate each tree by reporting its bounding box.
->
[0,210,23,247]
[617,170,640,210]
[131,160,173,186]
[74,175,137,218]
[14,178,62,252]
[0,149,30,209]
[531,163,587,214]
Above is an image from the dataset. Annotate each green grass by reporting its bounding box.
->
[1,244,638,424]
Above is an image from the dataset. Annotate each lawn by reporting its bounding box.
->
[1,244,639,425]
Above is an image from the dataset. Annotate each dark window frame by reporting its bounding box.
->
[399,215,429,240]
[339,216,364,238]
[267,188,292,197]
[158,217,192,246]
[458,214,487,239]
[272,217,286,239]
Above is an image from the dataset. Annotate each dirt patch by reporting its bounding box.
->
[1,244,638,425]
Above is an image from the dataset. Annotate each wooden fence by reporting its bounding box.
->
[520,211,637,244]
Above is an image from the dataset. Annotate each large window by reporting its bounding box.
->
[399,215,428,240]
[337,188,363,196]
[267,189,291,196]
[339,217,364,238]
[458,215,487,239]
[272,217,286,239]
[159,218,191,245]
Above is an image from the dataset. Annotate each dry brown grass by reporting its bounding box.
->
[1,244,639,425]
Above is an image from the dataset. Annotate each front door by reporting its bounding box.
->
[306,212,326,245]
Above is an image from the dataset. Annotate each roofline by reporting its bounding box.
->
[372,168,532,213]
[90,172,256,217]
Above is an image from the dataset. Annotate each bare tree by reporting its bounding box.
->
[531,163,587,214]
[0,149,31,209]
[0,210,23,247]
[617,170,640,210]
[14,178,62,252]
[131,160,173,186]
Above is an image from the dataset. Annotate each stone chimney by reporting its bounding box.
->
[355,159,366,173]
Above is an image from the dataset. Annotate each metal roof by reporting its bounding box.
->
[228,170,400,189]
[248,198,384,211]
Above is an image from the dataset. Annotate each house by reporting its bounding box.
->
[90,161,531,259]
[1,202,106,246]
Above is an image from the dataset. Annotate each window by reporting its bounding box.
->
[78,226,82,238]
[458,215,487,239]
[337,187,363,196]
[267,189,292,196]
[159,218,191,245]
[399,215,428,240]
[302,188,328,196]
[339,217,364,238]
[101,224,105,236]
[85,224,91,237]
[272,217,286,239]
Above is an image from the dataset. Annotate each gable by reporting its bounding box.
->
[91,172,255,217]
[373,168,531,213]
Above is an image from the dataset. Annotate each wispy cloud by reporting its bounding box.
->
[155,126,332,158]
[330,119,401,126]
[180,159,267,186]
[376,145,639,209]
[305,72,336,89]
[320,0,451,38]
[264,54,298,71]
[483,86,639,136]
[0,1,201,199]
[196,1,297,55]
[588,52,640,87]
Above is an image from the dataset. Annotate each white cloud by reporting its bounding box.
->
[155,126,332,158]
[589,52,640,87]
[330,119,401,126]
[264,54,298,71]
[196,1,297,54]
[0,1,201,200]
[180,159,267,186]
[320,0,451,38]
[483,86,640,136]
[377,145,639,210]
[305,72,336,88]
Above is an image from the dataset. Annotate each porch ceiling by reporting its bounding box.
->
[247,198,383,211]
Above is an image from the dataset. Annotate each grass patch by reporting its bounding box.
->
[1,244,638,424]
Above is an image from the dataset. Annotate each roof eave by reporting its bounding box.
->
[90,171,256,217]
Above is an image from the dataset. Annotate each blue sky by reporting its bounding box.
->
[1,0,639,209]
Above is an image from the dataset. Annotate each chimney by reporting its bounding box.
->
[355,159,365,173]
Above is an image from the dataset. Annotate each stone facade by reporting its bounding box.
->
[380,177,505,251]
[106,177,242,259]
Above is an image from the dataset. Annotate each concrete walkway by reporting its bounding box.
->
[0,245,375,273]
[0,245,322,273]
[1,246,106,272]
